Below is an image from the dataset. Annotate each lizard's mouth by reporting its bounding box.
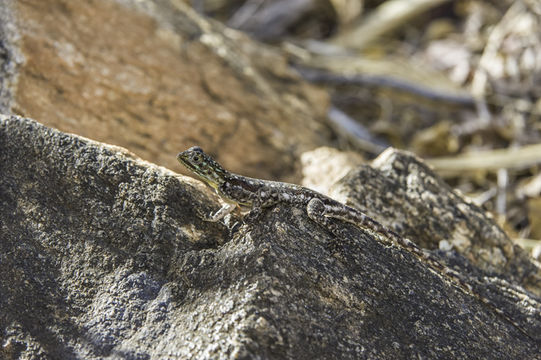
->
[176,152,193,170]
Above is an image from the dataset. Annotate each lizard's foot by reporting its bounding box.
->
[229,220,242,233]
[201,203,237,222]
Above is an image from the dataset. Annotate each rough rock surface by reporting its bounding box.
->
[0,0,330,182]
[331,149,541,297]
[1,115,540,359]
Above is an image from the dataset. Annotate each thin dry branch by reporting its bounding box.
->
[427,144,541,175]
[331,0,451,50]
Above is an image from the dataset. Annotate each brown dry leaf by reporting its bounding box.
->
[411,120,459,157]
[528,197,541,240]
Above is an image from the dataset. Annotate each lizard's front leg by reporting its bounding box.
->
[200,202,238,222]
[194,201,243,235]
[217,182,274,223]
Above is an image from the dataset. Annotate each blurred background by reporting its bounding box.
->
[191,0,541,256]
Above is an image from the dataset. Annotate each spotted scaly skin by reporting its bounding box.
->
[177,146,532,339]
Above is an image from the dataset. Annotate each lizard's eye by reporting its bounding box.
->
[192,155,200,163]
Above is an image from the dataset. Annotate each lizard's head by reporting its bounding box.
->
[177,146,228,189]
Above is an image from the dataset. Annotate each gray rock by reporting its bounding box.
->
[1,115,540,359]
[0,0,23,114]
[332,148,541,296]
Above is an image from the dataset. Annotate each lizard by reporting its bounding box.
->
[177,145,533,339]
